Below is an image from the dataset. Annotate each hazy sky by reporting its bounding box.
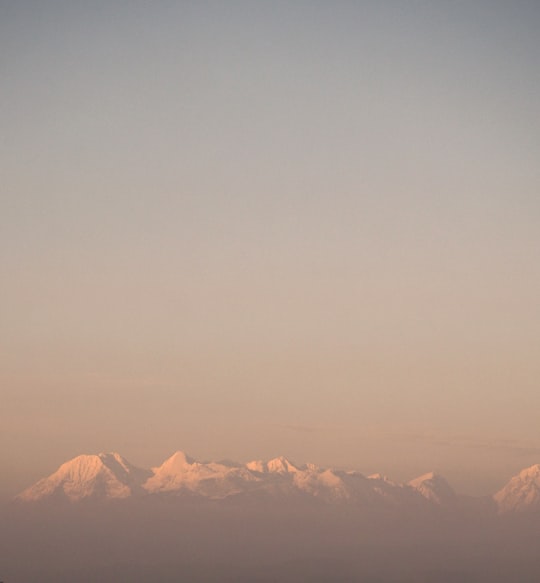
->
[2,0,540,500]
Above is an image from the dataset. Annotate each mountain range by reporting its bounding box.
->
[16,451,540,514]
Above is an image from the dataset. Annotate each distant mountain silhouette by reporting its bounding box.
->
[16,450,539,515]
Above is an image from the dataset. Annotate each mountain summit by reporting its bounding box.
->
[16,453,151,502]
[143,451,257,498]
[408,472,457,505]
[493,464,540,513]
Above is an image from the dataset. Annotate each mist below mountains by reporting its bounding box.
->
[2,451,540,583]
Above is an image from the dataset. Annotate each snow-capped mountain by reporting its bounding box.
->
[408,472,457,505]
[15,450,452,508]
[16,451,540,516]
[16,453,152,502]
[143,451,260,498]
[493,464,540,513]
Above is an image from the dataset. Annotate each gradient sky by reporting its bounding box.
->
[2,0,540,501]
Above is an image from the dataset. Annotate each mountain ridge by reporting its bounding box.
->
[15,451,540,514]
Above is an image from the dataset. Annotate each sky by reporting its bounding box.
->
[1,0,540,501]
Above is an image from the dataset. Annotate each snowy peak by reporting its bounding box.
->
[144,451,197,493]
[517,463,540,480]
[267,456,300,474]
[410,471,438,483]
[143,451,257,498]
[97,452,143,478]
[493,464,540,513]
[16,453,151,502]
[245,460,266,473]
[408,472,456,505]
[246,456,300,474]
[154,451,195,473]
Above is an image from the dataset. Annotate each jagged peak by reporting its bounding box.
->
[409,471,440,485]
[152,451,196,475]
[493,464,540,513]
[408,471,455,504]
[162,451,195,465]
[245,456,300,474]
[245,460,265,472]
[98,451,127,461]
[517,464,540,480]
[494,464,540,492]
[54,452,129,471]
[56,453,110,475]
[266,456,299,473]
